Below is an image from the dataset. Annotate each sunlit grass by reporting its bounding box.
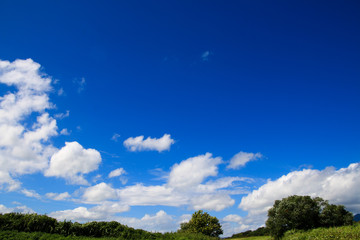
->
[282,223,360,240]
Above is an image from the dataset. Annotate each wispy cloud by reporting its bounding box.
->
[201,50,213,61]
[54,110,70,119]
[74,77,86,93]
[111,133,121,142]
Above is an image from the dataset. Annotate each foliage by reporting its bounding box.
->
[265,195,353,239]
[228,237,271,240]
[179,210,223,237]
[0,213,218,240]
[229,226,269,238]
[282,222,360,240]
[0,230,220,240]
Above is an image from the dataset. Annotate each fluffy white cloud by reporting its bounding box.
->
[50,207,107,222]
[190,194,235,211]
[117,184,188,206]
[123,134,174,152]
[108,168,126,178]
[49,202,129,222]
[223,214,242,223]
[0,59,58,190]
[168,153,222,189]
[83,182,118,202]
[227,151,262,169]
[45,141,102,185]
[46,192,71,201]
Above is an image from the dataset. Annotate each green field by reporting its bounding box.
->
[282,223,360,240]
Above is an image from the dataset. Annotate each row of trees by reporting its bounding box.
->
[0,213,162,239]
[0,212,222,239]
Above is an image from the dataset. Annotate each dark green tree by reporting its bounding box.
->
[320,203,353,227]
[266,195,353,239]
[179,210,223,238]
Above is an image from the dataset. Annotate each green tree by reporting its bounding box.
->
[320,203,353,227]
[179,210,223,238]
[266,195,353,239]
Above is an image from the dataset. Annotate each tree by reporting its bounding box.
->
[266,195,353,239]
[179,210,223,237]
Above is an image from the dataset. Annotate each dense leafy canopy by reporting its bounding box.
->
[179,210,223,237]
[266,195,353,239]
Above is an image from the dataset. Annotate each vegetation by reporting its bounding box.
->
[229,236,271,240]
[178,210,223,237]
[266,195,353,239]
[0,212,219,240]
[282,222,360,240]
[229,226,269,239]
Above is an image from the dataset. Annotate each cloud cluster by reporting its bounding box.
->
[221,162,360,236]
[77,153,247,213]
[0,59,101,191]
[123,134,174,152]
[0,59,57,191]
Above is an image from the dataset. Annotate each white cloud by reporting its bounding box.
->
[108,168,126,178]
[237,162,360,232]
[50,202,129,222]
[80,153,239,212]
[60,128,71,135]
[74,77,86,93]
[227,151,262,169]
[54,110,69,119]
[123,134,174,152]
[50,207,107,222]
[118,184,188,206]
[46,192,71,201]
[111,133,121,142]
[57,87,65,96]
[0,59,58,191]
[168,153,222,189]
[223,214,242,223]
[201,51,213,61]
[191,194,235,211]
[45,141,102,185]
[0,204,34,214]
[117,210,177,233]
[21,189,41,199]
[83,182,118,203]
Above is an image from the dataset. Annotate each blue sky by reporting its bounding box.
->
[0,0,359,236]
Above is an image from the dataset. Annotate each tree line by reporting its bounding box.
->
[0,212,220,240]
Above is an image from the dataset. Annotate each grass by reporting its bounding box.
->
[282,223,360,240]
